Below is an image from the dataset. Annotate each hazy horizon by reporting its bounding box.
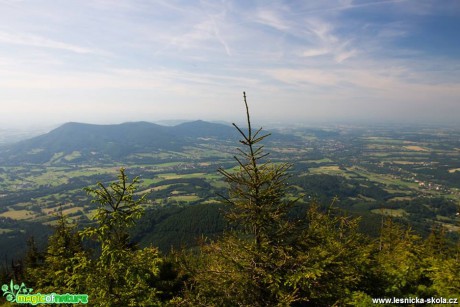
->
[1,0,459,127]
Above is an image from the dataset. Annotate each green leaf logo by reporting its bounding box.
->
[1,280,33,303]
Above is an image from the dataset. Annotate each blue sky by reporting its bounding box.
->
[0,0,459,127]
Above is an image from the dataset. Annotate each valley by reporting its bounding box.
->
[0,121,459,257]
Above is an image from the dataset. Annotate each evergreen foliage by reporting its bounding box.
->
[18,169,166,306]
[179,93,367,305]
[76,168,163,306]
[26,207,84,294]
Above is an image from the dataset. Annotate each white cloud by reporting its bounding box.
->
[302,48,330,57]
[265,69,339,87]
[334,49,357,63]
[0,0,458,125]
[0,31,97,54]
[254,9,290,31]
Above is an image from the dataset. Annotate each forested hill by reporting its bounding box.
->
[0,120,242,165]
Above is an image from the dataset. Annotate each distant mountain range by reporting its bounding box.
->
[0,120,292,165]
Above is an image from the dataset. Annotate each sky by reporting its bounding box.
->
[0,0,459,128]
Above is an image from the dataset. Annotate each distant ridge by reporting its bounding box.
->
[0,121,236,165]
[170,120,236,139]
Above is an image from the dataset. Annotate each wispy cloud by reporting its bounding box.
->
[0,0,458,125]
[254,9,290,31]
[302,48,329,57]
[0,31,97,54]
